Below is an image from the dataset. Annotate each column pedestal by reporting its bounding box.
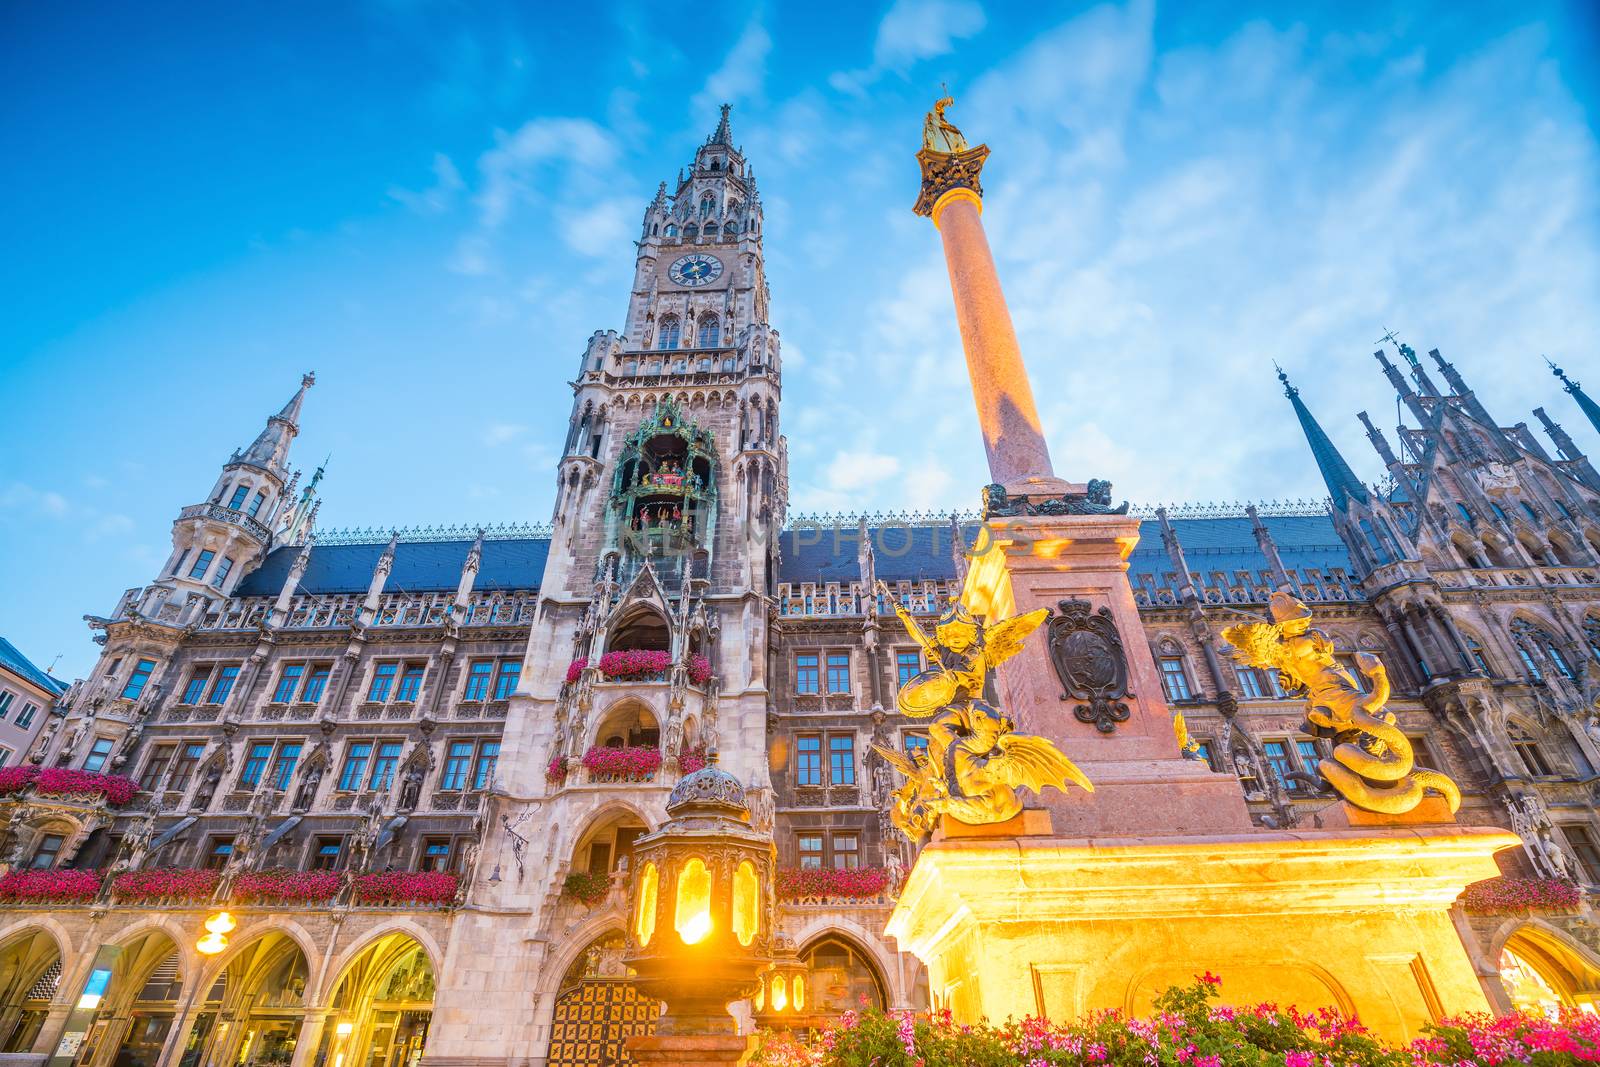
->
[624,1033,753,1067]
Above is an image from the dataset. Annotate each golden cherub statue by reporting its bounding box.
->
[922,95,970,155]
[871,581,1092,843]
[1222,591,1460,815]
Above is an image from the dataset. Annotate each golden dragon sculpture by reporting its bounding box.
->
[871,581,1092,844]
[1222,591,1460,815]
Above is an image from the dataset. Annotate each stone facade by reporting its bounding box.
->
[2,110,1600,1067]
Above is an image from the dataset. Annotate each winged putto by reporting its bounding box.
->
[870,581,1092,844]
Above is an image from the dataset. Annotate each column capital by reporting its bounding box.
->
[914,145,990,219]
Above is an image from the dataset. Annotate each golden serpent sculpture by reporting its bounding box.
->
[1223,591,1460,815]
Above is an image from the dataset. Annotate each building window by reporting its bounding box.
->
[1236,666,1277,699]
[227,485,249,510]
[248,491,267,518]
[1193,740,1218,771]
[657,316,681,350]
[395,664,425,703]
[464,660,494,701]
[181,669,210,705]
[825,653,851,694]
[795,654,819,695]
[271,743,301,791]
[904,733,929,759]
[1509,724,1553,777]
[1560,825,1600,883]
[1158,657,1192,702]
[1516,644,1543,682]
[211,556,234,588]
[1295,739,1322,776]
[697,315,720,348]
[440,741,474,791]
[205,837,234,870]
[367,664,398,703]
[82,738,114,773]
[140,744,176,791]
[240,743,273,788]
[0,692,11,720]
[1261,741,1294,790]
[829,735,856,785]
[422,838,454,872]
[1545,641,1575,679]
[14,704,36,729]
[171,743,205,791]
[302,664,331,703]
[493,661,521,701]
[311,837,343,870]
[796,736,822,786]
[831,833,859,869]
[1466,638,1492,675]
[370,742,403,790]
[208,665,240,704]
[797,833,823,869]
[186,546,213,579]
[338,743,372,791]
[896,650,922,688]
[121,659,157,700]
[272,664,305,704]
[30,834,64,869]
[473,742,500,790]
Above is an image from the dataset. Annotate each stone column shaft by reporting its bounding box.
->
[929,188,1055,485]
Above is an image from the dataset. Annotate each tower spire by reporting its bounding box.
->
[709,103,733,146]
[1550,358,1600,439]
[239,372,315,475]
[1276,365,1369,510]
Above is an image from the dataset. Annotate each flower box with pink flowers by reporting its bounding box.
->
[0,766,139,807]
[352,871,459,907]
[565,651,712,686]
[110,867,219,904]
[775,866,891,902]
[231,870,342,906]
[581,746,662,783]
[1460,875,1582,915]
[0,869,101,905]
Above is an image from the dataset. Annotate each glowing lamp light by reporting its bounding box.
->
[196,932,228,956]
[335,1021,355,1037]
[204,911,237,934]
[753,933,808,1028]
[770,975,788,1012]
[675,858,713,945]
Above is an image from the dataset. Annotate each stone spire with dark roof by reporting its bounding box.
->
[1551,359,1600,440]
[239,372,315,477]
[1277,365,1369,511]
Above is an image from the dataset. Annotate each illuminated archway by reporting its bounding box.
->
[799,934,888,1019]
[0,928,62,1053]
[1498,924,1600,1015]
[81,927,185,1067]
[316,932,435,1067]
[199,932,311,1067]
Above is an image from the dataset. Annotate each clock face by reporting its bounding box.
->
[668,253,723,288]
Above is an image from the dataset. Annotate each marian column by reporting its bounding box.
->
[912,97,1252,836]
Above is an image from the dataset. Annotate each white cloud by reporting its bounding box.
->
[831,0,987,95]
[482,423,529,446]
[474,117,621,230]
[825,451,902,491]
[692,20,772,117]
[387,152,465,215]
[0,483,69,517]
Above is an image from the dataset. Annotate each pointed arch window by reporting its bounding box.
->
[700,197,715,217]
[657,316,681,351]
[684,223,698,239]
[723,222,738,239]
[697,315,720,348]
[1508,721,1554,777]
[665,224,678,238]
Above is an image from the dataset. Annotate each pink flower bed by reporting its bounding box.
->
[0,869,101,904]
[582,746,662,781]
[352,870,459,906]
[679,747,708,774]
[1460,875,1582,914]
[0,766,138,806]
[752,973,1600,1067]
[110,867,219,904]
[562,870,611,907]
[565,658,588,684]
[775,866,890,901]
[687,654,712,685]
[232,869,342,905]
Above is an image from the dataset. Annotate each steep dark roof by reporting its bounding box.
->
[234,538,550,598]
[1128,514,1353,580]
[775,514,1355,587]
[0,637,68,696]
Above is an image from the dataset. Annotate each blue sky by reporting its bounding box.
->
[3,0,1598,680]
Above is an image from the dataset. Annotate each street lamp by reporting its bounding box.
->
[752,933,808,1027]
[625,752,774,1043]
[196,911,236,956]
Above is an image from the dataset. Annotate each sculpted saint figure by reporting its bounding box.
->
[871,582,1091,843]
[1224,591,1460,815]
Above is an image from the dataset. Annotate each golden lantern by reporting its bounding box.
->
[752,933,809,1029]
[625,752,774,1036]
[196,911,236,956]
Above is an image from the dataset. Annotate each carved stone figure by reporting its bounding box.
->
[398,762,425,812]
[871,581,1092,843]
[1224,591,1460,815]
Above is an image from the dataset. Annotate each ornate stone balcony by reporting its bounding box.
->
[177,501,272,541]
